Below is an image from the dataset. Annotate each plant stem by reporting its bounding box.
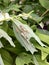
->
[41,9,49,17]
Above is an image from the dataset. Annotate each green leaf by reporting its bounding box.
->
[0,49,13,65]
[30,13,43,22]
[30,38,49,54]
[0,41,4,48]
[16,53,49,65]
[0,29,15,47]
[0,22,8,32]
[0,54,4,65]
[39,0,49,9]
[15,53,34,65]
[4,4,21,12]
[3,0,10,6]
[36,29,49,45]
[0,5,4,10]
[7,27,14,37]
[34,54,49,65]
[5,40,25,55]
[41,51,48,60]
[23,5,33,13]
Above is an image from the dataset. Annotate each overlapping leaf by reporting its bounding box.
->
[36,29,49,45]
[12,18,46,54]
[3,4,21,12]
[15,53,34,65]
[0,29,15,47]
[13,20,37,54]
[0,54,4,65]
[0,49,13,65]
[39,0,49,9]
[33,54,49,65]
